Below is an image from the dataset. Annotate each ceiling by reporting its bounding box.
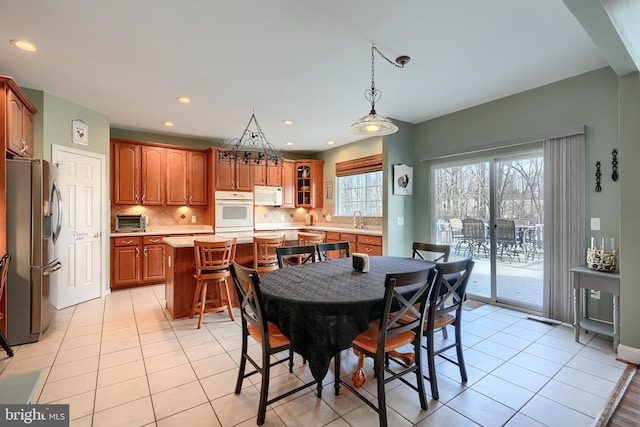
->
[0,1,634,154]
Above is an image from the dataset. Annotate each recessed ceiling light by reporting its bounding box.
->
[162,121,175,127]
[176,96,191,104]
[327,141,335,145]
[285,142,294,146]
[10,39,37,52]
[283,120,293,125]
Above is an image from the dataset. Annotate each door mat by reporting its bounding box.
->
[463,300,485,311]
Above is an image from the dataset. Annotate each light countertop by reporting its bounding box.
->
[110,225,214,237]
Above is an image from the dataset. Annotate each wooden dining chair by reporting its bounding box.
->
[334,266,436,427]
[412,242,451,262]
[0,253,14,357]
[421,257,474,400]
[276,245,316,268]
[316,241,350,261]
[230,262,318,425]
[253,235,286,274]
[191,239,236,329]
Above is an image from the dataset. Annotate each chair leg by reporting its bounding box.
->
[334,351,341,396]
[455,320,468,383]
[441,326,448,340]
[235,330,248,394]
[0,331,13,357]
[375,352,388,427]
[413,334,428,410]
[426,330,439,400]
[197,282,208,329]
[190,280,202,319]
[257,347,271,425]
[221,278,235,321]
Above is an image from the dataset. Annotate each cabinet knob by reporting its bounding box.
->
[142,194,146,202]
[135,247,140,257]
[143,247,148,256]
[189,196,192,204]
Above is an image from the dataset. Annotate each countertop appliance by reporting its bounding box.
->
[115,214,148,232]
[6,159,62,345]
[214,191,254,234]
[254,185,283,206]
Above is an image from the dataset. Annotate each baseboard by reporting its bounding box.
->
[618,344,640,364]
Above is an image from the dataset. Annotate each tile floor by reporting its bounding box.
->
[0,285,626,427]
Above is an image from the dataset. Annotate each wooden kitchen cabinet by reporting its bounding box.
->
[6,88,35,158]
[111,235,166,289]
[141,145,165,205]
[356,234,382,256]
[166,149,188,205]
[295,160,323,208]
[282,159,296,208]
[266,162,282,187]
[215,149,252,191]
[187,151,208,205]
[112,142,140,205]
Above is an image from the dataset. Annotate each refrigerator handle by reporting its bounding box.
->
[52,180,63,244]
[43,260,63,276]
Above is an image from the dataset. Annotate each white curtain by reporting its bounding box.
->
[543,133,585,323]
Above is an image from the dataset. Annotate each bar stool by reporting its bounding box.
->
[191,238,236,329]
[253,235,285,275]
[298,231,324,246]
[0,253,14,357]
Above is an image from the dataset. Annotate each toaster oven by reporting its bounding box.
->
[115,214,148,232]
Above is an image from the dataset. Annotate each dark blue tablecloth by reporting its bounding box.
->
[259,256,433,382]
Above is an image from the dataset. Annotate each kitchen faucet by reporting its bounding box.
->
[353,210,363,229]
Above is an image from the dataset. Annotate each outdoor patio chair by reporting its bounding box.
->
[496,219,521,262]
[461,219,488,258]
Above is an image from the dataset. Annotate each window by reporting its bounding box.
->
[335,153,382,217]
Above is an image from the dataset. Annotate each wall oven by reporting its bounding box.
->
[214,191,254,234]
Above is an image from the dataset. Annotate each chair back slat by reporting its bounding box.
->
[317,241,350,261]
[253,235,285,272]
[380,267,436,342]
[194,239,236,275]
[276,245,316,268]
[429,258,475,318]
[412,242,450,262]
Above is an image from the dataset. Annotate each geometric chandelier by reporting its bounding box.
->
[350,44,410,136]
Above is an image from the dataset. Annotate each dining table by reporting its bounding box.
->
[259,256,434,394]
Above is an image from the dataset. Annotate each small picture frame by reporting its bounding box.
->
[72,119,88,145]
[393,164,413,195]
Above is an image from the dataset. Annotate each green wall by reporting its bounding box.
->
[414,67,620,247]
[110,128,215,149]
[619,72,640,353]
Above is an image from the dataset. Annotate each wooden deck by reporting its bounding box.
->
[592,362,640,427]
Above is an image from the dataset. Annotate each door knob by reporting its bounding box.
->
[93,232,102,238]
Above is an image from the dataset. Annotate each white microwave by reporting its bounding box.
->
[254,185,283,206]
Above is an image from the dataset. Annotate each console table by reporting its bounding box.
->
[571,265,620,352]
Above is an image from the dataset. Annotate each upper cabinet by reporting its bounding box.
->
[282,160,296,208]
[215,149,252,191]
[3,77,37,158]
[295,160,323,208]
[111,139,207,206]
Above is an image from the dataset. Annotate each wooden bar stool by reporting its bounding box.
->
[0,253,14,357]
[298,231,324,246]
[253,235,285,275]
[191,238,236,329]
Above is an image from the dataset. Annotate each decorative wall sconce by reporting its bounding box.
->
[612,149,619,181]
[595,161,602,192]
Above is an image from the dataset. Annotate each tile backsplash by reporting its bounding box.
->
[111,205,207,230]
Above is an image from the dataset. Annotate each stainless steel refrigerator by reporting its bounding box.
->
[6,158,62,345]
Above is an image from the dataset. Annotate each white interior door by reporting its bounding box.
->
[51,145,105,309]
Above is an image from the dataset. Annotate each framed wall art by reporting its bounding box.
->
[393,164,413,195]
[72,119,88,145]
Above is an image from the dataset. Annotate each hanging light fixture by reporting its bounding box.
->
[218,110,284,166]
[351,44,410,136]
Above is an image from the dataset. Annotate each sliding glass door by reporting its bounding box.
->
[432,149,544,312]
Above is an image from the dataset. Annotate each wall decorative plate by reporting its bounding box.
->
[393,164,413,195]
[72,119,88,145]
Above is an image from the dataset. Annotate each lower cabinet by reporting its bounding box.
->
[111,235,166,289]
[356,234,382,256]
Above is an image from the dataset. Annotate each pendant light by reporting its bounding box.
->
[218,110,284,166]
[350,44,410,136]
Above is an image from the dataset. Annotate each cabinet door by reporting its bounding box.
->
[266,162,282,187]
[113,246,140,286]
[113,143,140,205]
[7,90,26,156]
[253,160,267,186]
[166,149,188,205]
[215,153,236,190]
[282,160,296,208]
[235,161,253,191]
[310,160,324,208]
[188,151,208,205]
[142,244,165,282]
[141,146,165,205]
